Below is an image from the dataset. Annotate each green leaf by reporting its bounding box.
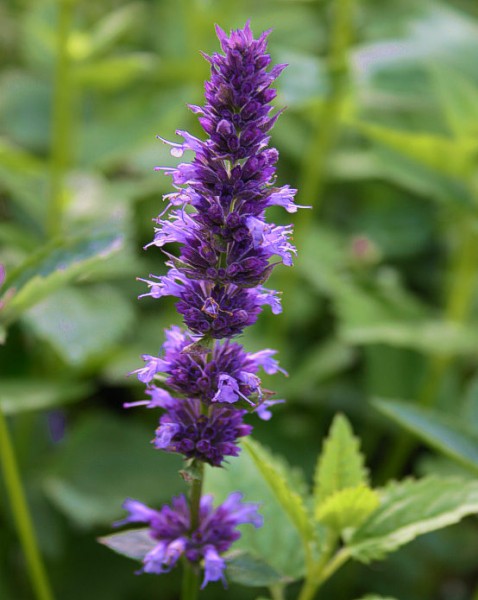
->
[315,485,380,533]
[23,284,135,368]
[98,528,154,561]
[354,121,477,178]
[74,54,156,91]
[431,67,478,138]
[313,414,369,506]
[226,552,287,587]
[0,379,91,414]
[373,398,478,474]
[43,412,183,528]
[1,231,123,325]
[348,477,478,562]
[205,442,306,579]
[243,438,313,544]
[342,320,478,356]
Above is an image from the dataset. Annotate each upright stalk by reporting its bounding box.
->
[181,407,206,600]
[297,0,354,224]
[48,0,74,238]
[0,410,54,600]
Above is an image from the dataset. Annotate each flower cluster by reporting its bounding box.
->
[115,22,299,588]
[115,493,262,588]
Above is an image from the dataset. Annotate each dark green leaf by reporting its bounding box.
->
[373,398,478,474]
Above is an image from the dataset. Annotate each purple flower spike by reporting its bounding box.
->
[115,492,262,587]
[142,22,301,340]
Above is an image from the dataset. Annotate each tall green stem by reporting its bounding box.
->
[0,410,54,600]
[296,0,354,225]
[49,0,74,238]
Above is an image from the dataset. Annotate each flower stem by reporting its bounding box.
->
[0,410,54,600]
[181,459,205,600]
[48,0,74,238]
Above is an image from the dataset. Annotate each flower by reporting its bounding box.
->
[154,398,252,466]
[115,492,263,587]
[142,21,299,341]
[129,325,286,416]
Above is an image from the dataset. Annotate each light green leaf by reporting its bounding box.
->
[349,477,478,562]
[23,284,135,368]
[82,3,144,60]
[74,54,157,91]
[431,67,478,138]
[314,414,369,506]
[0,379,91,414]
[1,231,123,325]
[98,528,154,561]
[373,398,478,474]
[243,438,313,545]
[316,485,380,533]
[342,320,478,356]
[354,121,477,179]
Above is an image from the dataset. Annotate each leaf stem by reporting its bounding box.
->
[0,410,54,600]
[49,0,75,238]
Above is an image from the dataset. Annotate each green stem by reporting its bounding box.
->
[270,583,286,600]
[297,530,339,600]
[0,410,54,600]
[181,452,205,600]
[296,0,354,225]
[48,0,74,238]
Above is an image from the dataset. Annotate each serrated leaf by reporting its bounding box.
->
[0,379,91,414]
[243,438,313,545]
[315,485,380,533]
[98,528,154,561]
[1,232,123,325]
[314,414,368,507]
[373,398,478,474]
[226,552,287,587]
[348,477,478,562]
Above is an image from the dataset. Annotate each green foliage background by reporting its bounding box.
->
[1,0,478,598]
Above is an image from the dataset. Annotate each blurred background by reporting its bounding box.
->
[2,0,478,598]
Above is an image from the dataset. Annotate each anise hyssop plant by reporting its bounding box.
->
[107,22,300,593]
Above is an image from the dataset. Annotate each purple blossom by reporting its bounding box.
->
[115,492,262,587]
[141,21,300,340]
[154,398,252,466]
[129,326,286,412]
